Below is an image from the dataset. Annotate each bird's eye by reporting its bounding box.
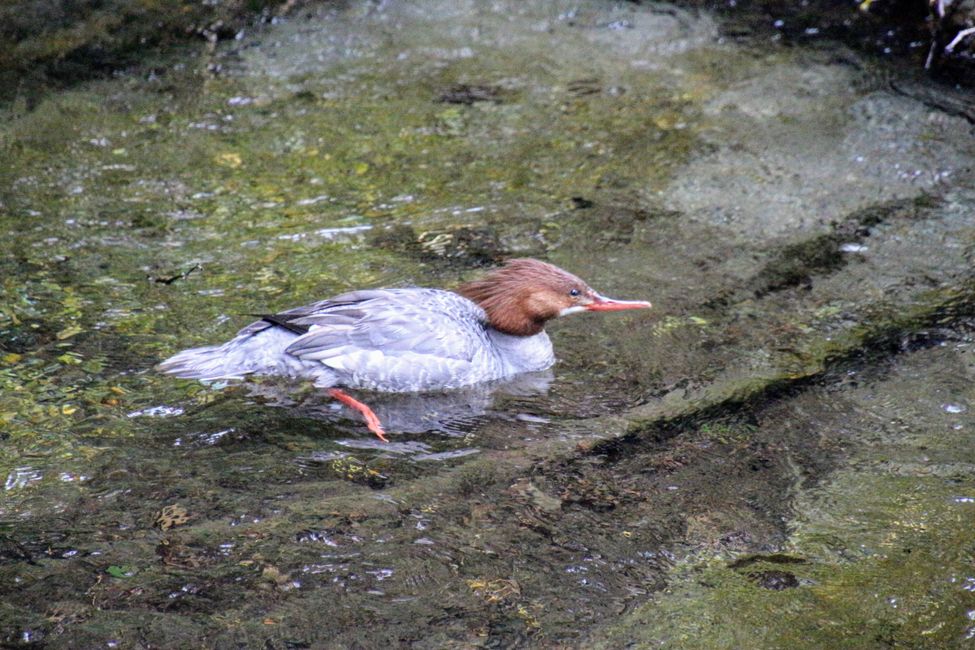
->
[569,288,581,297]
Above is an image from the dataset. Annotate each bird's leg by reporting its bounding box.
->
[327,388,388,442]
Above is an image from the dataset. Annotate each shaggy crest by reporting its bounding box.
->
[456,259,588,336]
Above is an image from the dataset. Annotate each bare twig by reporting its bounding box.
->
[945,25,975,52]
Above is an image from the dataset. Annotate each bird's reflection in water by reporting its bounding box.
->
[245,370,554,438]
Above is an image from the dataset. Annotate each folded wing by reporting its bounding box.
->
[256,289,490,391]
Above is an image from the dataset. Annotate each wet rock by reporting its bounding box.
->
[554,474,639,513]
[0,0,294,106]
[417,226,505,266]
[566,77,604,96]
[155,538,206,569]
[371,224,506,267]
[314,455,391,489]
[437,83,504,105]
[369,224,424,257]
[508,479,563,513]
[745,196,936,299]
[551,203,665,249]
[727,553,809,569]
[890,79,975,124]
[746,569,801,590]
[0,536,37,565]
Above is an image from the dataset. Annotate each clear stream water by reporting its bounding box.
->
[1,1,974,647]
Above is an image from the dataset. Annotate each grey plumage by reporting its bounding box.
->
[158,288,555,392]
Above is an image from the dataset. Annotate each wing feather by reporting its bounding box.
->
[280,290,487,384]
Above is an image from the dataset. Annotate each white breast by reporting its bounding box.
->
[487,329,555,375]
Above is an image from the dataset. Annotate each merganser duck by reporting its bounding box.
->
[159,258,651,441]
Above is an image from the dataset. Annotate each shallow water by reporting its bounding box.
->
[1,1,974,647]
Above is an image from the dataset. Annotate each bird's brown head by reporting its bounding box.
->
[456,258,651,336]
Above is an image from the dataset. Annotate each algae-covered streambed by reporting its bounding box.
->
[2,1,975,647]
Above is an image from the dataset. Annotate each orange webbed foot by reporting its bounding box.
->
[327,388,388,442]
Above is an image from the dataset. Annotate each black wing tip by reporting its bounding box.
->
[256,313,311,335]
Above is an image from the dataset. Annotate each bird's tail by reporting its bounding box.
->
[157,326,300,381]
[157,343,250,381]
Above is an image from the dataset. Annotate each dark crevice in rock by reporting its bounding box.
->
[705,194,941,309]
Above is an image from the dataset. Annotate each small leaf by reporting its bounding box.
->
[216,152,243,168]
[81,358,104,373]
[107,565,137,578]
[56,325,83,340]
[155,504,191,530]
